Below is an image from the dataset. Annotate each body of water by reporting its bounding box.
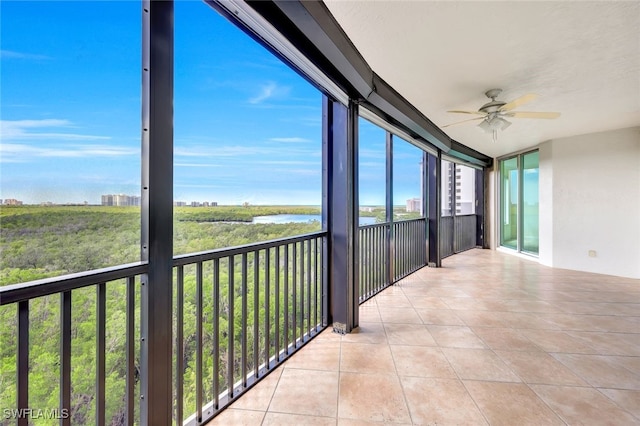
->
[252,214,377,226]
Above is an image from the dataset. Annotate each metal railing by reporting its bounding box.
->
[440,215,477,259]
[358,222,389,303]
[453,215,476,253]
[0,262,147,426]
[173,232,326,425]
[2,215,478,424]
[440,216,455,258]
[357,218,427,303]
[393,218,427,281]
[0,232,326,426]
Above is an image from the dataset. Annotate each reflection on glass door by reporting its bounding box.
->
[499,151,539,255]
[500,157,519,250]
[521,152,539,254]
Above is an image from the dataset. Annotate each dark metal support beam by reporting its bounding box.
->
[427,152,441,267]
[422,151,429,264]
[323,96,359,334]
[385,131,394,284]
[140,1,173,424]
[475,168,486,248]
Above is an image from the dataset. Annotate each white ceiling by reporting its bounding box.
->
[324,1,640,158]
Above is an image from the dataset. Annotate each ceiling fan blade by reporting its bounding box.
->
[506,111,561,119]
[442,117,485,128]
[446,110,487,115]
[500,93,537,112]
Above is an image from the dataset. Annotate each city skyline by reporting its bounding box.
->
[1,1,421,206]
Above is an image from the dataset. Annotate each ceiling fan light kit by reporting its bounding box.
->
[444,88,560,142]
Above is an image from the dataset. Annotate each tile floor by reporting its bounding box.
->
[208,249,640,425]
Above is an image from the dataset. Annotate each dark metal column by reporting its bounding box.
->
[323,96,359,334]
[422,151,429,264]
[385,131,394,284]
[427,151,441,267]
[140,1,173,424]
[475,168,486,248]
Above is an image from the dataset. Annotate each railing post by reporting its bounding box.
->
[140,0,173,424]
[323,96,359,334]
[427,151,441,267]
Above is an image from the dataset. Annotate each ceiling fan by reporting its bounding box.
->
[443,89,560,142]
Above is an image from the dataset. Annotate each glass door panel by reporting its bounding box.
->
[500,157,519,249]
[522,151,539,254]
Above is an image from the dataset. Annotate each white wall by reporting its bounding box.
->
[540,126,640,279]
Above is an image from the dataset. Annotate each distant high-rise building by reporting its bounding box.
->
[441,162,476,216]
[406,198,421,213]
[3,198,23,205]
[101,194,140,207]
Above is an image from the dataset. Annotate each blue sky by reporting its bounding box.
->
[1,1,422,206]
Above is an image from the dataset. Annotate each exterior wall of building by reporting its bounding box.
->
[539,126,640,279]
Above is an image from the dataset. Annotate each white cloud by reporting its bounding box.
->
[174,163,221,168]
[248,82,277,104]
[0,143,137,162]
[251,160,318,166]
[268,137,312,143]
[1,50,51,60]
[248,82,291,105]
[1,119,110,141]
[175,145,272,158]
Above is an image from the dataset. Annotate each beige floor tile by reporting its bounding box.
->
[495,350,588,386]
[390,345,457,379]
[456,310,508,328]
[464,381,564,426]
[338,372,411,423]
[374,293,413,308]
[268,368,339,417]
[415,308,465,326]
[378,307,423,324]
[284,339,341,371]
[532,384,639,425]
[340,342,395,374]
[262,412,336,425]
[206,408,265,425]
[520,329,598,354]
[552,353,640,390]
[442,348,521,382]
[358,305,382,323]
[471,327,541,352]
[400,377,487,425]
[314,328,344,342]
[426,325,487,349]
[337,418,410,426]
[556,301,640,316]
[407,296,450,310]
[383,323,436,346]
[495,312,559,330]
[610,355,640,375]
[228,368,282,411]
[599,388,640,420]
[439,297,486,311]
[568,331,640,356]
[341,322,387,344]
[424,288,471,298]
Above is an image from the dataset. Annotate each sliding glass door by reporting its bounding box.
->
[500,157,519,250]
[499,150,539,255]
[521,151,539,254]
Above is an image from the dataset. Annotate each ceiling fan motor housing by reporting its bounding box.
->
[480,88,506,113]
